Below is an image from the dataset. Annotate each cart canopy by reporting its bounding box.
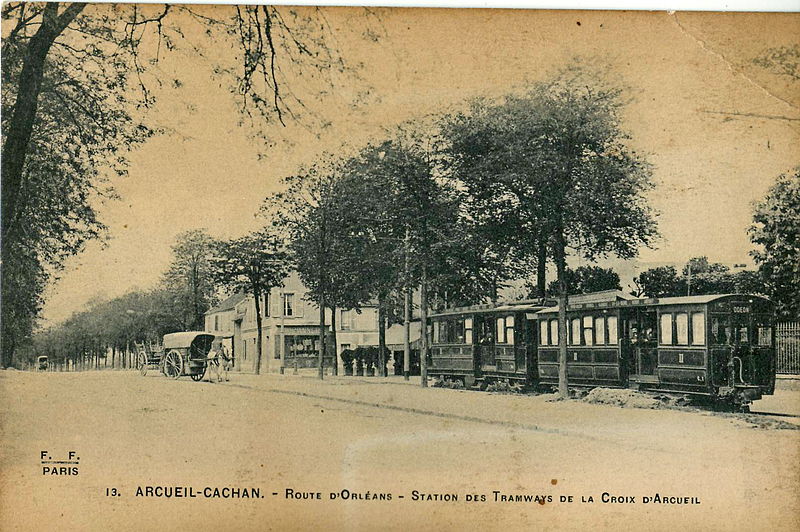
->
[163,332,217,350]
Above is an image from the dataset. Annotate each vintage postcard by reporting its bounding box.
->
[1,3,798,531]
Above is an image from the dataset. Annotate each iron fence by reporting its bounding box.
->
[777,322,800,375]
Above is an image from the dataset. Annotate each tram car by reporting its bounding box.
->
[536,294,776,406]
[429,299,552,387]
[429,293,776,407]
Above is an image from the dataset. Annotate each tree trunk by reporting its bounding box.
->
[318,292,326,380]
[537,239,548,297]
[420,263,429,388]
[378,295,386,378]
[404,284,411,381]
[254,286,263,375]
[2,3,86,242]
[403,226,411,380]
[554,230,569,399]
[330,305,338,376]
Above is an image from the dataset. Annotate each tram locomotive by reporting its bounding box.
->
[429,293,776,407]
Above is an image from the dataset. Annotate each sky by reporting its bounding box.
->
[36,6,799,324]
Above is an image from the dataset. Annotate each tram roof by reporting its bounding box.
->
[430,299,554,318]
[537,293,771,314]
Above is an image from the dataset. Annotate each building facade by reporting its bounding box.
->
[205,271,408,374]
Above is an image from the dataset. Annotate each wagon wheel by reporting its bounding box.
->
[136,351,148,376]
[163,350,183,380]
[190,365,206,382]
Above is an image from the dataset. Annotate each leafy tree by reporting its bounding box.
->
[545,266,621,296]
[1,3,373,366]
[750,169,800,319]
[264,156,373,378]
[210,230,288,375]
[633,266,681,297]
[444,64,658,397]
[161,229,218,331]
[338,133,467,384]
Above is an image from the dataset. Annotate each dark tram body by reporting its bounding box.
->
[429,300,551,387]
[429,293,776,406]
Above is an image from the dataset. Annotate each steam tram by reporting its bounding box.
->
[429,294,776,407]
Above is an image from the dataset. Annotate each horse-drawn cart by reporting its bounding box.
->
[136,332,216,381]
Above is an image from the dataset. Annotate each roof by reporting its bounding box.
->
[566,290,636,304]
[163,331,217,349]
[538,293,771,314]
[206,292,246,315]
[430,298,554,318]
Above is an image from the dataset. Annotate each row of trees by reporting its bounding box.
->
[1,3,375,367]
[26,227,289,375]
[258,64,659,396]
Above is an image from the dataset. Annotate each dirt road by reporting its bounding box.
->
[1,370,798,531]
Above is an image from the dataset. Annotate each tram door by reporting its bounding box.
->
[475,315,495,369]
[730,307,752,384]
[520,315,538,381]
[621,309,658,376]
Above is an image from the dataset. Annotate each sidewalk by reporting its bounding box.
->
[226,371,799,445]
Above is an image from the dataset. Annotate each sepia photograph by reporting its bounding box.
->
[1,2,799,530]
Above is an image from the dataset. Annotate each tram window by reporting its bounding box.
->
[737,326,750,344]
[433,321,440,343]
[540,320,549,346]
[595,316,606,345]
[660,314,673,345]
[691,312,706,345]
[506,316,515,345]
[607,316,618,344]
[549,319,559,345]
[582,316,594,346]
[757,326,772,346]
[496,318,506,344]
[465,318,473,344]
[571,318,581,345]
[676,313,689,345]
[711,316,732,344]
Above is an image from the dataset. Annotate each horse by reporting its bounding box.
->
[206,345,233,382]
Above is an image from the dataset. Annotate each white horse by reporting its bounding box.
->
[206,345,233,382]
